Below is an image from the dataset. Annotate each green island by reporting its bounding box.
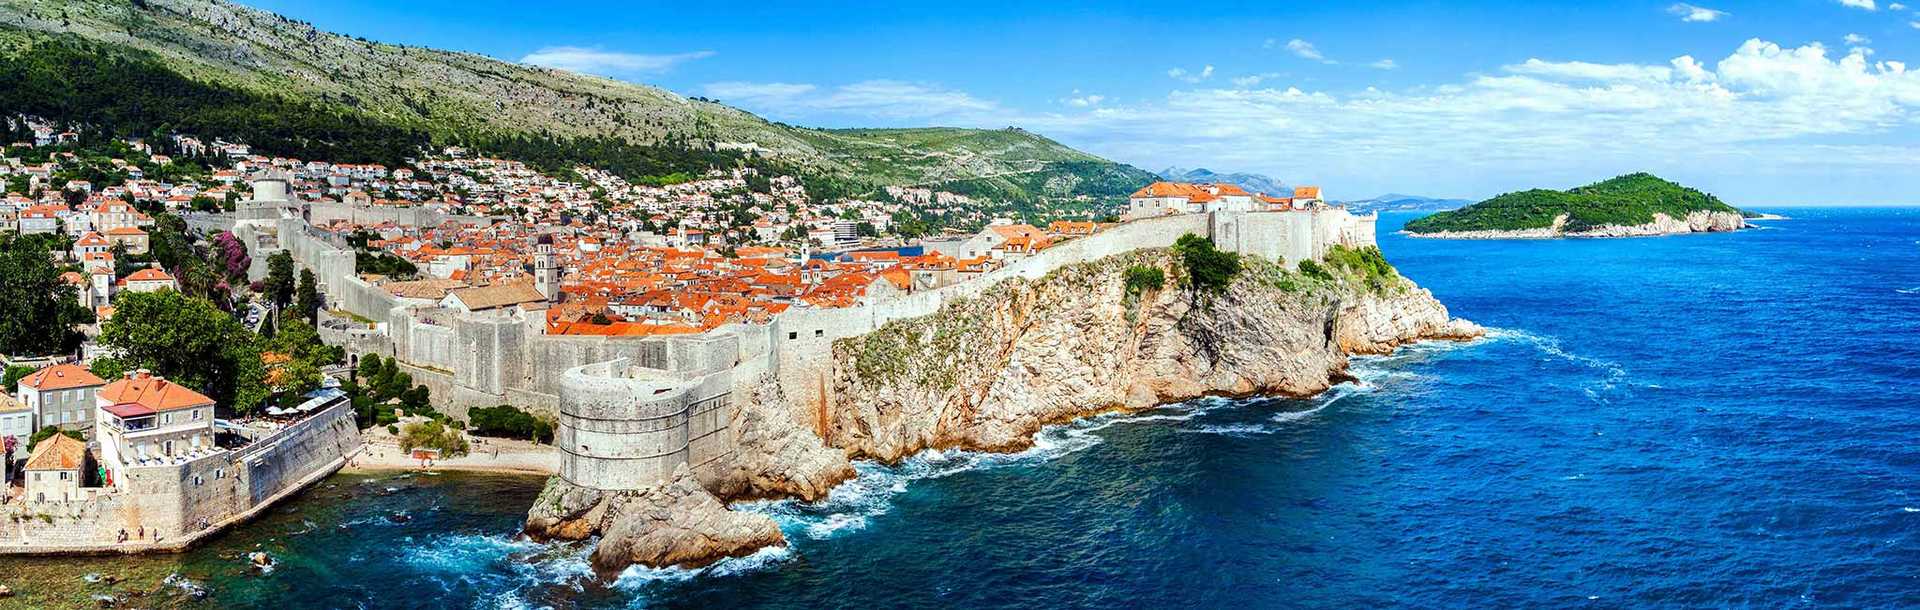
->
[1402,173,1749,235]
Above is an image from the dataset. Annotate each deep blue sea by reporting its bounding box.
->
[12,208,1919,609]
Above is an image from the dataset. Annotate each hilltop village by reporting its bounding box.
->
[0,122,1380,557]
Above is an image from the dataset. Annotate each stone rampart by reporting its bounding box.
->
[0,402,362,554]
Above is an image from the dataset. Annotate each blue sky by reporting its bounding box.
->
[250,0,1920,204]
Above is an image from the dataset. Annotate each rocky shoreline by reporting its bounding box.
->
[1405,210,1747,239]
[526,248,1481,572]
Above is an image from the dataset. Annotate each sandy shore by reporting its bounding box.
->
[342,433,559,476]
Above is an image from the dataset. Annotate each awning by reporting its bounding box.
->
[104,402,156,418]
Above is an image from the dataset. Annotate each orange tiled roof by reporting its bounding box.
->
[99,371,214,412]
[24,433,86,471]
[20,364,106,391]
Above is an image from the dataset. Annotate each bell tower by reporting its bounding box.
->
[534,233,562,301]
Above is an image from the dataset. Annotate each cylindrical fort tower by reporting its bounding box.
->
[554,358,698,490]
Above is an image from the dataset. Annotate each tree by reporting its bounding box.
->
[264,251,295,309]
[26,426,84,452]
[468,404,554,443]
[295,268,320,324]
[0,234,91,355]
[3,365,35,390]
[398,420,469,457]
[98,290,268,413]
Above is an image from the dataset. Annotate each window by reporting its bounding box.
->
[788,332,798,340]
[815,329,824,338]
[60,471,70,481]
[192,475,203,486]
[193,409,203,421]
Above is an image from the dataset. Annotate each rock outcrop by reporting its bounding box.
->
[588,465,785,572]
[1407,210,1746,239]
[822,249,1481,461]
[525,465,785,573]
[697,375,857,502]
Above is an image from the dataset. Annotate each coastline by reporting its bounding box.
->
[1404,210,1749,240]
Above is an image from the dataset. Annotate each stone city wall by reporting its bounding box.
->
[0,402,362,554]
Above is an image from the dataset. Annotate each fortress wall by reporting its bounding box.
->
[305,202,492,229]
[0,403,361,552]
[234,402,360,506]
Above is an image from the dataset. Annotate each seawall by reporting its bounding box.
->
[0,403,362,555]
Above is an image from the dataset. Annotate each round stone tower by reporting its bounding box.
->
[554,358,698,490]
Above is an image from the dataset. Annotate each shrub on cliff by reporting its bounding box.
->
[1172,233,1241,292]
[1123,265,1166,295]
[1322,245,1402,292]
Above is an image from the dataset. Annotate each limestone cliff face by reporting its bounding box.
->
[823,249,1481,462]
[697,375,856,502]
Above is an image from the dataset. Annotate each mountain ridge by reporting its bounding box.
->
[1157,167,1288,196]
[0,0,1153,201]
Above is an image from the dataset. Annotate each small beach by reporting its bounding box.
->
[342,433,559,476]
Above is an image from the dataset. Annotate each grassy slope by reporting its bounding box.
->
[1402,173,1745,233]
[0,0,1149,195]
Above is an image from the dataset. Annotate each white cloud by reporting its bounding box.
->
[1845,33,1872,45]
[1285,39,1336,64]
[1891,2,1908,8]
[701,80,995,121]
[1371,59,1399,70]
[520,47,713,76]
[1836,0,1876,10]
[1063,91,1106,107]
[1168,65,1215,83]
[1668,3,1728,22]
[1505,58,1674,82]
[1007,38,1920,199]
[704,38,1920,201]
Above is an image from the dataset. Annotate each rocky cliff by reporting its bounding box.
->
[527,245,1480,572]
[1407,210,1747,239]
[822,247,1480,461]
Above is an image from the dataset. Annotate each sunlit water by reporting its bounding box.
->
[5,208,1917,609]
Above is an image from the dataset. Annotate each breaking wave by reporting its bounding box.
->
[1484,327,1632,404]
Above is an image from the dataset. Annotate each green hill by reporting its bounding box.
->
[0,0,1152,201]
[1402,173,1746,234]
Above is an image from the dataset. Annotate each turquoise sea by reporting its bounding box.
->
[5,207,1918,608]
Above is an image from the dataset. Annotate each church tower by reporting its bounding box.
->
[534,233,562,302]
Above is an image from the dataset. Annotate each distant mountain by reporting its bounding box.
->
[1157,167,1289,196]
[1403,173,1746,234]
[1336,193,1474,214]
[0,0,1154,201]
